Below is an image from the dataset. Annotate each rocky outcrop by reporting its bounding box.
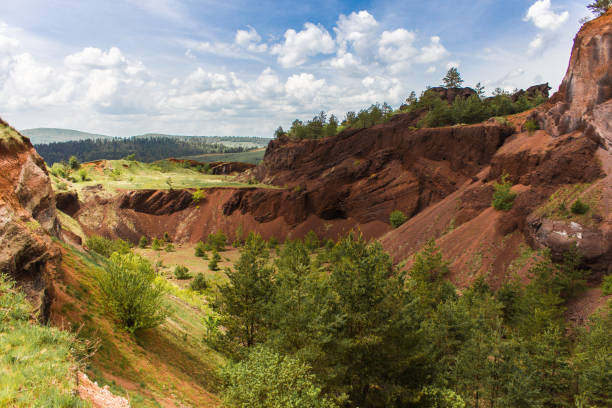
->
[56,191,80,217]
[537,10,612,149]
[0,118,60,321]
[119,189,195,215]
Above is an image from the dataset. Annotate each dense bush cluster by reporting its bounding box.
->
[215,232,611,408]
[85,235,131,257]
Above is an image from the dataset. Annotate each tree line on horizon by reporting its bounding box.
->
[36,136,251,165]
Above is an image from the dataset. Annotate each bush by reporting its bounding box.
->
[174,265,191,280]
[151,238,163,251]
[50,162,68,178]
[77,168,88,181]
[268,237,279,250]
[571,199,590,215]
[68,155,80,170]
[207,231,227,252]
[221,346,337,408]
[209,250,221,271]
[85,235,131,257]
[138,235,148,248]
[97,252,168,333]
[492,172,517,211]
[602,275,612,296]
[390,210,408,228]
[195,241,206,257]
[192,188,206,204]
[163,232,171,242]
[165,243,175,252]
[524,118,539,133]
[190,273,208,292]
[304,230,320,251]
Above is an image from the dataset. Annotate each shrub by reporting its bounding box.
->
[602,275,612,296]
[174,265,191,280]
[50,162,68,178]
[85,235,131,257]
[268,237,279,250]
[56,181,68,190]
[163,232,171,242]
[165,243,175,252]
[192,188,206,204]
[492,172,517,211]
[151,238,163,251]
[207,231,227,252]
[304,230,320,251]
[97,252,168,333]
[138,235,148,248]
[571,199,590,215]
[190,273,208,292]
[209,250,221,271]
[390,210,408,228]
[68,155,80,170]
[195,241,206,257]
[78,168,88,181]
[221,346,337,408]
[525,118,539,133]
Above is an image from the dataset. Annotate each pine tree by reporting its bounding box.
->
[443,67,464,88]
[588,0,611,16]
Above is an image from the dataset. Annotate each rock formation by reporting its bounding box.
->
[0,118,60,321]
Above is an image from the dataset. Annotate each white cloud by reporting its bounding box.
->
[271,22,335,67]
[524,0,569,30]
[235,26,267,53]
[185,49,196,59]
[334,10,379,59]
[65,47,126,69]
[285,73,327,101]
[527,33,545,55]
[416,36,448,63]
[377,29,417,63]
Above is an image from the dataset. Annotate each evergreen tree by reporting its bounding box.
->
[588,0,611,15]
[443,67,464,88]
[215,232,274,351]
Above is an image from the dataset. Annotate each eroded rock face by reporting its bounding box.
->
[0,118,60,321]
[537,10,612,149]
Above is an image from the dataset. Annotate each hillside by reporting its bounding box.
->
[1,8,611,408]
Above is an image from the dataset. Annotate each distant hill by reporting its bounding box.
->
[21,128,271,148]
[181,148,266,165]
[20,128,112,144]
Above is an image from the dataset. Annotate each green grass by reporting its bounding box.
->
[0,273,86,407]
[49,158,271,193]
[181,149,265,165]
[57,242,224,407]
[534,183,601,227]
[0,121,24,146]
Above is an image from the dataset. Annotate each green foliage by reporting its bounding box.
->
[0,274,86,407]
[174,265,191,280]
[138,235,148,248]
[163,232,171,242]
[588,0,611,16]
[151,238,162,251]
[97,252,168,333]
[215,232,274,350]
[68,155,80,169]
[571,198,590,215]
[50,162,69,178]
[390,210,408,228]
[602,274,612,295]
[190,273,208,292]
[207,231,227,252]
[524,118,540,133]
[442,67,464,88]
[492,172,517,211]
[77,168,88,181]
[85,235,131,257]
[164,243,175,252]
[192,188,206,204]
[221,346,338,408]
[267,236,279,250]
[195,241,206,257]
[209,249,221,271]
[304,230,320,251]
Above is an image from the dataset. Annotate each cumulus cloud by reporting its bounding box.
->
[334,10,379,59]
[285,73,327,101]
[235,26,267,52]
[524,0,569,55]
[271,23,335,67]
[524,0,569,30]
[416,36,448,63]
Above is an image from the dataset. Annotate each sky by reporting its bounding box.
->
[0,0,591,137]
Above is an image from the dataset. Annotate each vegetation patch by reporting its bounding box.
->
[534,183,601,226]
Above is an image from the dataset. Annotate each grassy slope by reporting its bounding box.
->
[50,159,272,193]
[53,240,224,407]
[181,149,265,165]
[0,274,86,407]
[21,128,112,144]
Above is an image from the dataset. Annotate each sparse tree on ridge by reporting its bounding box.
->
[443,67,464,88]
[588,0,611,15]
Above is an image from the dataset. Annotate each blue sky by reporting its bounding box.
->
[0,0,590,136]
